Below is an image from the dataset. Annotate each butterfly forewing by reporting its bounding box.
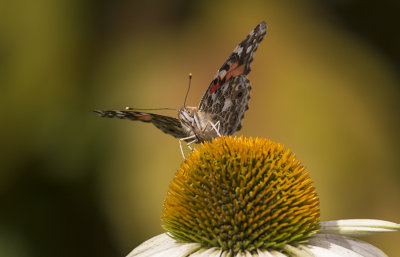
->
[93,110,188,139]
[198,21,266,135]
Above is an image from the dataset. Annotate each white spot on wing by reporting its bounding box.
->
[222,83,230,93]
[222,98,233,111]
[235,46,243,55]
[218,70,226,78]
[246,45,253,54]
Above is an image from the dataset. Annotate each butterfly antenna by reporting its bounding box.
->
[183,73,192,107]
[125,107,177,111]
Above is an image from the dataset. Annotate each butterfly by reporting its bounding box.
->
[93,21,267,156]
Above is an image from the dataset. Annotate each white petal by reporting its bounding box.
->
[256,249,287,257]
[319,219,400,236]
[220,250,232,257]
[190,247,222,257]
[282,244,315,256]
[256,249,275,257]
[126,233,201,257]
[305,233,387,257]
[299,243,361,257]
[235,250,253,257]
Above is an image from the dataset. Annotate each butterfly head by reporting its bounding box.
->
[178,106,198,128]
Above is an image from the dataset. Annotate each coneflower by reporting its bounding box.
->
[128,136,399,257]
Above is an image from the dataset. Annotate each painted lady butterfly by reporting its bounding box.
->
[93,22,267,156]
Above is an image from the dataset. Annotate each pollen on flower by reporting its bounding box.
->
[162,136,320,254]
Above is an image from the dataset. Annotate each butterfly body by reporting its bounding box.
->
[178,106,221,143]
[94,22,267,146]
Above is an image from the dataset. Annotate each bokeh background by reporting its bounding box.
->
[1,1,399,256]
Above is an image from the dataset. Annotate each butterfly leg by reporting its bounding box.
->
[215,121,221,134]
[203,120,222,137]
[179,135,196,158]
[186,139,198,151]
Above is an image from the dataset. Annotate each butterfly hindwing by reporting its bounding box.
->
[92,110,188,139]
[207,75,251,135]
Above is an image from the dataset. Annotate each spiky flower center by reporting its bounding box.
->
[162,136,320,254]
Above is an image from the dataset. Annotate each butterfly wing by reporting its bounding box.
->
[93,110,188,139]
[198,21,266,135]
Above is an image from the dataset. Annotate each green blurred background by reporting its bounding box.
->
[1,1,399,256]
